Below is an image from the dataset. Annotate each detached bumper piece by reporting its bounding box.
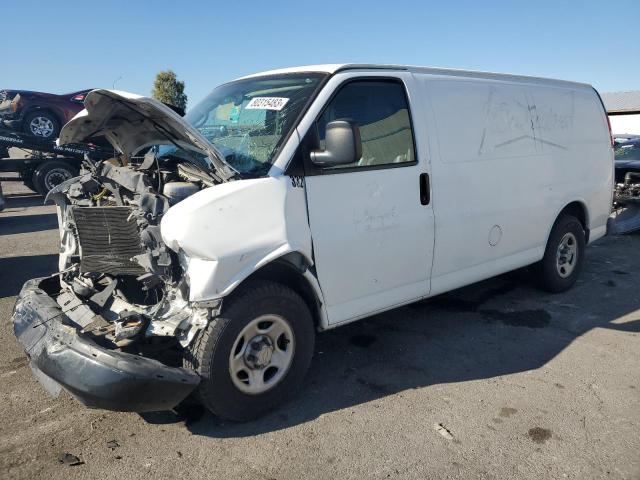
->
[12,278,200,412]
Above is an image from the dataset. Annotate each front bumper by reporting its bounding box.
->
[2,118,21,130]
[12,278,200,412]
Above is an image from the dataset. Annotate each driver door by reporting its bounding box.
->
[302,75,435,325]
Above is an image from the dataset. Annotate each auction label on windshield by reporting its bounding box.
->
[246,97,290,111]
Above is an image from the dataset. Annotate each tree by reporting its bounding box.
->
[151,70,187,110]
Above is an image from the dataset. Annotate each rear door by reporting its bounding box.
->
[301,72,435,325]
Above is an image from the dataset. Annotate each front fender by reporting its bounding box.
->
[186,246,310,301]
[161,176,313,302]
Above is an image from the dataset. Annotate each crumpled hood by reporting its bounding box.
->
[58,89,236,181]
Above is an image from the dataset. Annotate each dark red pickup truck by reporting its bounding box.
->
[0,88,92,140]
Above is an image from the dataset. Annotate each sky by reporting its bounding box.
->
[4,0,638,108]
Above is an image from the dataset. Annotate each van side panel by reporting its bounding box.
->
[416,75,612,295]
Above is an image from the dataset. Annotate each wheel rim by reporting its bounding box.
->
[229,314,295,395]
[44,168,73,191]
[29,116,54,137]
[556,232,578,278]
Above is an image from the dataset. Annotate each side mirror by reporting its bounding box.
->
[310,120,362,167]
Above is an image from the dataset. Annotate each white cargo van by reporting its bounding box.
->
[12,64,613,420]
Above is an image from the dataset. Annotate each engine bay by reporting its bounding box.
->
[46,153,220,353]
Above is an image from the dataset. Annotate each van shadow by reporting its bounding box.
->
[0,213,57,235]
[0,191,55,235]
[2,193,45,210]
[0,254,59,298]
[143,238,640,438]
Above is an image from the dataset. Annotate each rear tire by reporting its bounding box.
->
[21,170,37,192]
[536,214,585,293]
[20,169,37,192]
[184,280,315,421]
[33,160,77,195]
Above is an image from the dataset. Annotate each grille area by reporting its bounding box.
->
[72,206,145,275]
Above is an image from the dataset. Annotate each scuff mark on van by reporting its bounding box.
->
[479,87,531,155]
[528,102,538,148]
[478,87,495,155]
[478,87,571,155]
[493,135,567,150]
[532,137,567,150]
[354,206,399,233]
[494,135,530,149]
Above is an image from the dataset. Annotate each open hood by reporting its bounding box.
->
[59,89,236,182]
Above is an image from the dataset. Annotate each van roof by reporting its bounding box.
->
[239,64,592,90]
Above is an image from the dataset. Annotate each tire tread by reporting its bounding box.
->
[183,279,314,421]
[536,214,585,293]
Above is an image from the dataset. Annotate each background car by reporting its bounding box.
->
[0,88,92,140]
[615,136,640,182]
[613,134,639,149]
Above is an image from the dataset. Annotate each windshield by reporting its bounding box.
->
[159,73,326,176]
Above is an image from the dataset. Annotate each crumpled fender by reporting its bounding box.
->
[160,176,313,302]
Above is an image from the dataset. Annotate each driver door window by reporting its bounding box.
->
[317,80,416,169]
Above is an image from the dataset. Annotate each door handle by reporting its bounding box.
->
[419,173,430,205]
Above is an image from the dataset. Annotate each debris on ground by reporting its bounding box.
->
[57,453,83,466]
[434,423,454,440]
[106,440,120,450]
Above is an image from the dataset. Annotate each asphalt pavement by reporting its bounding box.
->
[0,178,638,480]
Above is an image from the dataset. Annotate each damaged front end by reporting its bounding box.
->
[609,171,640,235]
[11,90,236,411]
[49,158,220,349]
[13,158,220,410]
[12,158,220,411]
[13,277,200,412]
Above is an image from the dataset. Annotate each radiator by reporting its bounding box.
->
[72,206,145,276]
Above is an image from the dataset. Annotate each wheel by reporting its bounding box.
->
[536,214,585,293]
[184,280,315,421]
[23,110,60,139]
[20,169,37,192]
[33,161,77,195]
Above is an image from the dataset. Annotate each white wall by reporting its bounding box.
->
[609,114,640,135]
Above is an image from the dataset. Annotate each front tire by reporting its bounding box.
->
[184,280,315,421]
[536,214,585,293]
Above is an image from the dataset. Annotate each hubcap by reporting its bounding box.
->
[245,335,273,369]
[229,314,295,395]
[556,232,578,278]
[29,116,54,137]
[44,168,73,191]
